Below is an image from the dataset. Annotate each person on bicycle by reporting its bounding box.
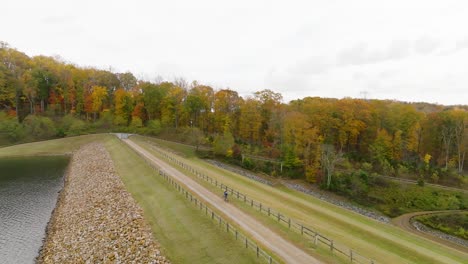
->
[224,190,228,201]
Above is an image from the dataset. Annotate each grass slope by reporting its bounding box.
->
[0,134,109,157]
[134,135,468,264]
[0,134,260,264]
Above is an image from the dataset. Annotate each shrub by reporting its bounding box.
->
[68,119,87,136]
[147,119,162,135]
[23,115,56,140]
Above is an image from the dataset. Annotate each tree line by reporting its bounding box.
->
[1,42,467,186]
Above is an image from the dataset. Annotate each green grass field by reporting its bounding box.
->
[0,134,261,264]
[133,135,468,264]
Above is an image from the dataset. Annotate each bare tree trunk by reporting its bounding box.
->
[441,126,453,170]
[15,87,20,122]
[454,118,466,174]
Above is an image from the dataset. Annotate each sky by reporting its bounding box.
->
[2,0,468,105]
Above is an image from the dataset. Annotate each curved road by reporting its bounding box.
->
[123,139,321,264]
[392,210,468,253]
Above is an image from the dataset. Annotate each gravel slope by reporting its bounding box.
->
[37,143,170,264]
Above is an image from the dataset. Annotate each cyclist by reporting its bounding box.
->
[223,190,228,201]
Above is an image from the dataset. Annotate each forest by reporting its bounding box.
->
[1,42,467,193]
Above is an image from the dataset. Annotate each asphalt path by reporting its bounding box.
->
[123,138,321,264]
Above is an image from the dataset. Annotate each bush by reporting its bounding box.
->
[68,119,87,136]
[0,112,25,142]
[23,115,56,140]
[113,116,127,126]
[59,115,88,136]
[130,116,143,128]
[147,119,162,135]
[361,162,373,172]
[242,157,254,170]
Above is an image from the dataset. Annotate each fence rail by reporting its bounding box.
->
[145,141,376,264]
[129,142,280,264]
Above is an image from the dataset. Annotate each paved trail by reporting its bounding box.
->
[123,139,321,264]
[392,210,468,253]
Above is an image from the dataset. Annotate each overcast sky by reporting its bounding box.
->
[2,0,468,105]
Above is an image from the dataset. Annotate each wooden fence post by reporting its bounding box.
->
[256,246,259,257]
[350,250,353,262]
[288,218,291,228]
[245,238,248,248]
[268,208,270,216]
[301,225,304,235]
[330,240,334,253]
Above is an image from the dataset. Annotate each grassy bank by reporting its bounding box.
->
[414,212,468,240]
[133,135,468,264]
[0,134,109,157]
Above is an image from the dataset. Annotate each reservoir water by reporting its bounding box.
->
[0,156,68,264]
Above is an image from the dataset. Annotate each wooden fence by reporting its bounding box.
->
[150,143,377,264]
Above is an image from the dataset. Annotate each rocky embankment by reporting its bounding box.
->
[412,220,468,248]
[37,143,170,264]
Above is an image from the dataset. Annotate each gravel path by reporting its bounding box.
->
[124,139,321,264]
[37,143,170,264]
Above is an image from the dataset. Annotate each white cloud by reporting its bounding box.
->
[414,36,440,54]
[1,0,468,105]
[338,40,411,67]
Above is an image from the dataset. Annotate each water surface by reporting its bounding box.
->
[0,156,68,264]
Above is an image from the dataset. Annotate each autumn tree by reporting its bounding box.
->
[185,83,213,132]
[117,72,137,91]
[114,88,133,125]
[141,82,169,120]
[90,85,107,121]
[369,128,394,174]
[161,85,186,129]
[321,144,343,189]
[213,89,240,134]
[452,109,467,173]
[0,43,31,121]
[254,89,282,143]
[238,98,261,144]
